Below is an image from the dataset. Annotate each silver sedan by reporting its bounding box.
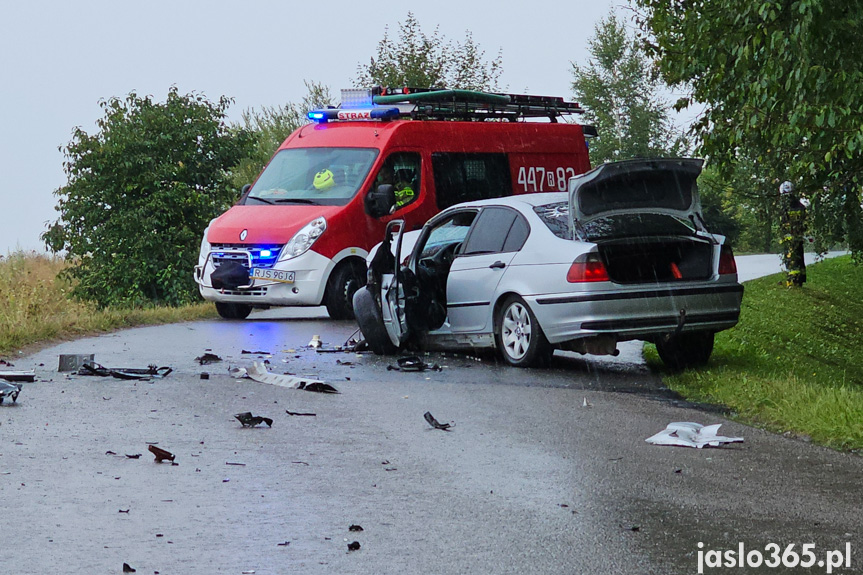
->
[354,158,744,369]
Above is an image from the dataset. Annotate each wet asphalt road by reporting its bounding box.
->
[1,254,860,574]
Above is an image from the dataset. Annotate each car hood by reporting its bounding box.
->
[206,205,343,245]
[568,158,704,225]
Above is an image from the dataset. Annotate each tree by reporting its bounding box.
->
[634,0,863,260]
[571,12,688,165]
[355,12,503,90]
[43,87,254,307]
[230,80,334,189]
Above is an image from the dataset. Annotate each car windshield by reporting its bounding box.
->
[242,147,379,206]
[535,202,697,241]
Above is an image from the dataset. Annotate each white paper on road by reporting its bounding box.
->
[246,361,323,388]
[645,422,744,449]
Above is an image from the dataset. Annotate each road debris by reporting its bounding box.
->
[148,444,176,463]
[241,349,271,355]
[308,335,322,348]
[285,410,316,416]
[277,541,291,546]
[228,366,248,379]
[347,541,361,551]
[125,453,141,459]
[234,412,273,427]
[349,524,364,532]
[247,361,337,393]
[58,353,94,372]
[123,562,136,573]
[0,381,22,404]
[195,352,222,365]
[387,356,442,372]
[0,369,35,382]
[582,397,592,408]
[77,362,172,380]
[423,411,453,431]
[200,372,209,380]
[645,422,744,449]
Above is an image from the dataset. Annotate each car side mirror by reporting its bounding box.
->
[365,184,396,218]
[241,183,251,197]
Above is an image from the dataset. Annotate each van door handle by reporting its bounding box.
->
[489,261,506,269]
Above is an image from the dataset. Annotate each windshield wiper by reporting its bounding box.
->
[273,198,321,205]
[246,195,275,205]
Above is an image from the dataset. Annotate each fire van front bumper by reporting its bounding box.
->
[194,249,335,307]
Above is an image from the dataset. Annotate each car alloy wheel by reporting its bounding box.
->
[496,296,552,367]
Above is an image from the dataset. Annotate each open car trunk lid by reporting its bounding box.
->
[568,158,717,284]
[568,158,704,224]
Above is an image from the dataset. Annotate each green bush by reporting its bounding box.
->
[43,87,254,307]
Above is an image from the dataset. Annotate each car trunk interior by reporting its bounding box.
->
[598,237,714,283]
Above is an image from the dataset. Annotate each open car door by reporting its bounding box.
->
[379,220,410,349]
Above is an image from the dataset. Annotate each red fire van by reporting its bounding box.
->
[194,87,593,320]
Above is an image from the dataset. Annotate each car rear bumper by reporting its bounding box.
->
[528,281,744,344]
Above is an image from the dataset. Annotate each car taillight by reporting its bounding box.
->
[567,254,610,283]
[719,244,737,275]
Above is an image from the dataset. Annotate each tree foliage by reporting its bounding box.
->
[355,12,503,90]
[571,13,688,165]
[43,88,254,307]
[635,0,863,257]
[230,80,333,189]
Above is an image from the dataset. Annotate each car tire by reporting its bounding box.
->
[353,286,398,355]
[215,302,253,320]
[495,295,552,368]
[655,331,715,370]
[325,261,366,320]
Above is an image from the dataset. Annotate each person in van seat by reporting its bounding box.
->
[376,165,415,208]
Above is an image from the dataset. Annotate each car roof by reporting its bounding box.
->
[450,192,568,211]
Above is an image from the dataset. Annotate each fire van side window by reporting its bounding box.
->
[431,153,512,210]
[372,152,421,210]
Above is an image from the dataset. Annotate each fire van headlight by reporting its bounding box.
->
[280,217,327,260]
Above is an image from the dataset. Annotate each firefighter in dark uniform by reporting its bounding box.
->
[779,180,807,287]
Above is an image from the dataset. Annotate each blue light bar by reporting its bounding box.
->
[260,249,272,257]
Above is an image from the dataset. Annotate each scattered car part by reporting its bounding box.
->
[77,362,172,380]
[123,562,136,573]
[387,356,443,372]
[645,422,743,448]
[148,444,175,463]
[285,410,316,416]
[0,381,22,404]
[349,524,364,532]
[58,353,95,372]
[234,412,274,427]
[347,541,361,552]
[423,411,453,431]
[195,353,222,365]
[0,369,35,382]
[246,361,332,391]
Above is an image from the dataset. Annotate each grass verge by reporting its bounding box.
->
[645,255,863,451]
[0,252,217,357]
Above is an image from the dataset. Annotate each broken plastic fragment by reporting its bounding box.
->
[234,412,274,427]
[0,381,22,404]
[148,444,176,462]
[308,335,322,348]
[645,422,743,449]
[347,541,361,551]
[349,524,364,532]
[246,361,336,392]
[195,353,222,365]
[424,411,453,431]
[389,356,442,372]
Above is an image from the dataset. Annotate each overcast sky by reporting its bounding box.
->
[1,0,634,254]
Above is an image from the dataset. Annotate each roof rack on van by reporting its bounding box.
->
[307,87,584,123]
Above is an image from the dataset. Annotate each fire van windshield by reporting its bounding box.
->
[243,147,380,206]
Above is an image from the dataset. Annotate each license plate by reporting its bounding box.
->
[250,268,295,283]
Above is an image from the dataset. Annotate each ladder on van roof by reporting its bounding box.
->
[308,87,585,123]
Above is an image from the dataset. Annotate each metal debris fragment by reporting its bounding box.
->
[148,444,175,463]
[424,411,453,431]
[234,412,273,427]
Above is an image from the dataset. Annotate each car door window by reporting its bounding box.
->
[461,207,528,255]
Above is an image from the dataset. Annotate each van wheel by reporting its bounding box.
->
[353,286,398,355]
[325,261,366,320]
[495,296,552,367]
[215,302,253,320]
[655,331,715,370]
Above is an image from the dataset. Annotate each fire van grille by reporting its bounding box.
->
[220,286,268,297]
[210,244,282,270]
